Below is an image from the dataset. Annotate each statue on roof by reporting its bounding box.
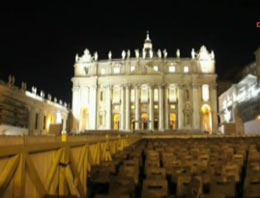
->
[122,50,126,59]
[8,74,15,87]
[191,48,196,59]
[127,50,131,58]
[163,49,168,58]
[135,49,139,58]
[48,94,52,101]
[94,52,98,61]
[157,49,162,58]
[142,49,146,59]
[32,86,37,94]
[176,49,180,58]
[108,51,112,60]
[40,90,45,98]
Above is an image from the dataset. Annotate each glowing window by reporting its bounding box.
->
[141,87,148,102]
[202,84,209,101]
[169,87,177,102]
[101,68,105,75]
[154,105,158,109]
[130,66,135,72]
[114,67,120,74]
[169,66,176,73]
[153,65,159,71]
[131,105,135,109]
[170,105,176,109]
[112,88,120,103]
[154,89,158,102]
[184,66,189,73]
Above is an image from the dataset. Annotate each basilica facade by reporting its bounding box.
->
[71,33,218,133]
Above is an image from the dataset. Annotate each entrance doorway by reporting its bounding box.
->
[141,113,148,130]
[154,119,159,130]
[201,104,212,134]
[170,113,177,130]
[113,114,120,130]
[131,119,135,131]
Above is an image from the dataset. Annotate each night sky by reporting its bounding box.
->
[0,0,260,105]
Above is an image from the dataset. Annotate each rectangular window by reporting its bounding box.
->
[170,105,176,109]
[153,66,159,71]
[130,66,135,72]
[101,68,105,75]
[169,87,177,102]
[114,67,120,74]
[184,66,189,73]
[169,66,176,73]
[35,113,38,129]
[154,89,159,102]
[141,87,148,103]
[112,88,120,103]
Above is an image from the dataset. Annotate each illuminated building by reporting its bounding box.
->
[72,32,218,133]
[219,48,260,134]
[0,76,69,135]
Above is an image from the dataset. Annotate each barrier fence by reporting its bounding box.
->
[0,134,141,198]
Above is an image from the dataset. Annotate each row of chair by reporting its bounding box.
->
[89,137,260,198]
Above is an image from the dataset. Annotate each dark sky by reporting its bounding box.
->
[0,0,260,105]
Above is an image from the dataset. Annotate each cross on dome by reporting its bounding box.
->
[143,30,153,50]
[145,30,151,42]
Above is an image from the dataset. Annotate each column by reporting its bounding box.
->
[125,85,131,131]
[72,86,80,132]
[158,85,164,131]
[62,115,67,133]
[164,86,169,130]
[211,84,218,134]
[106,86,112,130]
[192,84,200,130]
[90,85,97,130]
[149,85,154,131]
[120,86,125,130]
[135,85,140,130]
[178,85,183,129]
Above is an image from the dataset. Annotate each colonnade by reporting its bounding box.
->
[103,84,179,131]
[80,83,217,133]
